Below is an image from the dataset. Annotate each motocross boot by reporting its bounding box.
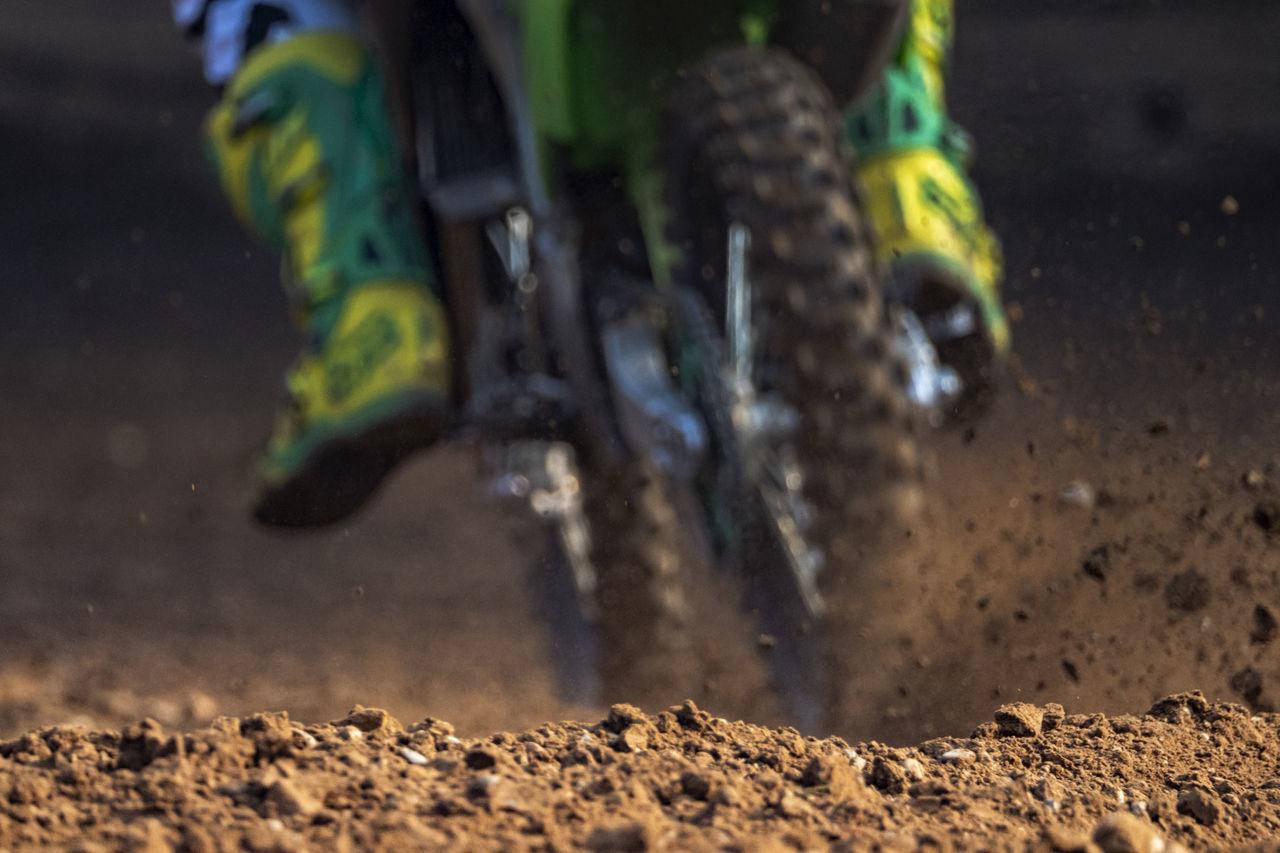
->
[845,0,1009,419]
[206,31,452,528]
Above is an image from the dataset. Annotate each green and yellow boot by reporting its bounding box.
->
[206,32,451,528]
[845,0,1009,418]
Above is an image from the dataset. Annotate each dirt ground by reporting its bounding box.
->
[3,1,1280,849]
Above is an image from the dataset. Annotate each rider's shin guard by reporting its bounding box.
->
[206,31,451,527]
[845,0,1009,416]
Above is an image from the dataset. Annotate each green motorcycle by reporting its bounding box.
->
[405,0,940,732]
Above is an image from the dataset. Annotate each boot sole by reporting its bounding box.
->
[253,395,449,529]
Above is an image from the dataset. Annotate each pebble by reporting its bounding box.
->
[1094,810,1181,853]
[941,749,976,764]
[1177,788,1221,826]
[615,727,648,753]
[900,758,925,781]
[399,747,429,766]
[1060,480,1096,508]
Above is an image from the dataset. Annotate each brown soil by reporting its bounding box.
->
[4,694,1280,850]
[5,1,1280,851]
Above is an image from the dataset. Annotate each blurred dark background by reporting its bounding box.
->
[1,1,1278,738]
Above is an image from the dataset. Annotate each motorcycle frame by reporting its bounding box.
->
[399,0,908,464]
[452,0,908,283]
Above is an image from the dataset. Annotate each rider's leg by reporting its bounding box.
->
[177,1,451,527]
[843,0,1009,416]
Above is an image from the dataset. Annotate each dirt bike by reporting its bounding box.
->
[389,0,962,732]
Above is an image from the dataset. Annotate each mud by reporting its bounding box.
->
[4,1,1280,850]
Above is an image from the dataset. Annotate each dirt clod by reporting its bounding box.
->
[995,702,1045,737]
[1163,568,1211,612]
[1176,787,1222,826]
[1251,604,1278,645]
[1092,811,1182,853]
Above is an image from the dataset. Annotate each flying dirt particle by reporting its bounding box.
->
[1145,419,1171,436]
[1194,452,1211,471]
[1062,660,1080,682]
[1252,500,1279,533]
[1243,469,1266,490]
[1082,545,1109,582]
[1229,668,1264,707]
[1060,481,1096,510]
[1176,220,1192,236]
[1129,235,1145,252]
[183,691,217,724]
[1163,567,1210,612]
[1251,604,1278,645]
[1221,195,1240,216]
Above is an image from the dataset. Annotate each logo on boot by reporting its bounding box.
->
[324,312,401,404]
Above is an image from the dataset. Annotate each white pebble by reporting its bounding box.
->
[845,749,867,772]
[474,774,501,791]
[941,749,976,764]
[339,726,363,742]
[445,735,462,745]
[400,747,429,766]
[1059,480,1095,508]
[901,758,925,780]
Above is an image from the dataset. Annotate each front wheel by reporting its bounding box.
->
[661,46,929,735]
